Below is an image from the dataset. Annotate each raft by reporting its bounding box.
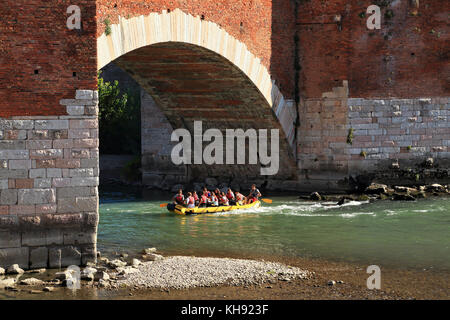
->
[167,200,261,215]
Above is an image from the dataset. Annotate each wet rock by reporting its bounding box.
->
[393,186,417,194]
[116,266,139,275]
[337,197,351,206]
[423,157,434,168]
[94,271,110,281]
[7,264,24,275]
[131,258,141,267]
[108,259,127,269]
[0,277,17,288]
[142,253,164,262]
[120,253,129,259]
[98,279,110,288]
[19,278,44,286]
[0,267,4,275]
[309,192,322,201]
[25,268,46,274]
[365,183,389,195]
[142,247,157,254]
[81,267,97,281]
[392,193,416,201]
[55,271,71,281]
[424,184,446,193]
[29,290,42,294]
[327,280,336,286]
[43,287,55,292]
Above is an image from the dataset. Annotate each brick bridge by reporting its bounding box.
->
[0,1,448,269]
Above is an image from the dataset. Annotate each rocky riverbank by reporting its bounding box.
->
[2,249,448,300]
[0,248,311,294]
[301,182,450,204]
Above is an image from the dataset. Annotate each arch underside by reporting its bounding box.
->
[114,42,297,181]
[97,10,298,182]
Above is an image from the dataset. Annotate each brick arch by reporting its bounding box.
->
[97,9,296,151]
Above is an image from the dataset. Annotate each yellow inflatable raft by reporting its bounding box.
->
[168,200,261,215]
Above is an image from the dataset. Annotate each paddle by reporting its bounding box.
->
[261,198,272,204]
[159,203,168,207]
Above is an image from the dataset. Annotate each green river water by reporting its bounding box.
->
[98,188,450,271]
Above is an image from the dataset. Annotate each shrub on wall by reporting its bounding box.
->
[98,72,141,155]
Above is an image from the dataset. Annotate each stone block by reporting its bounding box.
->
[30,247,48,269]
[75,90,94,100]
[66,105,85,116]
[46,229,63,245]
[34,120,69,130]
[49,248,61,269]
[0,247,29,269]
[63,231,96,245]
[0,231,21,248]
[61,246,82,267]
[22,230,47,246]
[0,150,29,160]
[34,178,52,188]
[0,189,18,205]
[18,188,56,205]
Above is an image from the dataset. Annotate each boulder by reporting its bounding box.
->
[94,271,110,281]
[26,268,46,274]
[7,264,24,275]
[0,277,17,288]
[392,193,416,201]
[131,258,141,267]
[309,192,322,201]
[107,259,127,269]
[81,267,97,281]
[424,184,446,193]
[142,247,157,254]
[116,266,139,275]
[43,287,55,292]
[19,278,44,286]
[55,271,71,281]
[141,253,164,262]
[365,183,389,195]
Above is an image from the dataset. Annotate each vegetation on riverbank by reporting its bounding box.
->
[98,72,141,155]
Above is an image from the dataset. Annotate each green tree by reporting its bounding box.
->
[98,72,141,154]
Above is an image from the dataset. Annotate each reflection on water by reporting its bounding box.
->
[98,187,450,271]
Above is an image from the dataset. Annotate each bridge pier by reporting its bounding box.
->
[0,90,99,269]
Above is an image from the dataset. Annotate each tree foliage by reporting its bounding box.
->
[98,72,141,154]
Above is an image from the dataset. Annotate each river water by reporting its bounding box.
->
[98,187,450,271]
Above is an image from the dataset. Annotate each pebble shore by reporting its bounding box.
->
[113,256,312,290]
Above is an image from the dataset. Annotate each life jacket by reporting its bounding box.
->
[193,194,198,201]
[187,196,195,205]
[226,191,234,200]
[175,195,184,204]
[200,195,208,203]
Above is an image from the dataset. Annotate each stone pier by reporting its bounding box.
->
[0,90,99,269]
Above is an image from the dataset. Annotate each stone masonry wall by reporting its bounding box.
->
[0,90,99,270]
[347,97,450,178]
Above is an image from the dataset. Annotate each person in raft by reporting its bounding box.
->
[193,191,199,206]
[245,184,261,204]
[210,192,219,207]
[226,188,236,205]
[235,191,245,205]
[185,192,195,208]
[219,192,229,206]
[173,189,184,205]
[199,190,209,208]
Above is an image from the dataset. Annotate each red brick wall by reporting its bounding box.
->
[96,0,296,99]
[297,0,449,99]
[0,0,97,117]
